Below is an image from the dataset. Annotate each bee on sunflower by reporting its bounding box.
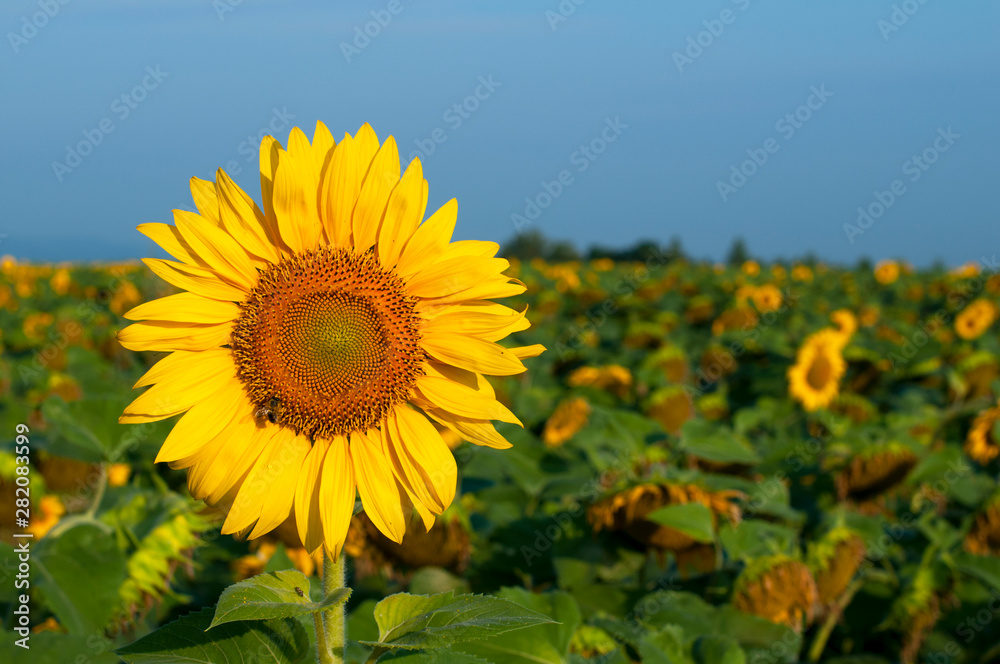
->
[118,122,543,559]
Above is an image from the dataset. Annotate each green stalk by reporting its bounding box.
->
[315,549,347,664]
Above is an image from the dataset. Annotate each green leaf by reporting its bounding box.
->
[34,522,128,636]
[647,503,715,543]
[13,632,121,664]
[117,608,308,664]
[718,521,798,560]
[209,569,351,628]
[455,588,581,664]
[953,552,1000,590]
[638,625,694,664]
[691,635,746,664]
[40,396,136,463]
[678,421,760,465]
[378,650,491,664]
[363,591,553,650]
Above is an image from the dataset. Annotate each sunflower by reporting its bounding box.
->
[27,495,65,539]
[835,445,918,502]
[751,284,783,313]
[732,556,818,630]
[965,402,1000,465]
[566,365,632,398]
[344,510,470,580]
[542,397,591,447]
[118,123,543,557]
[588,483,741,569]
[808,529,865,609]
[954,298,997,340]
[787,329,847,411]
[964,493,1000,556]
[874,259,900,285]
[830,309,857,337]
[646,386,693,434]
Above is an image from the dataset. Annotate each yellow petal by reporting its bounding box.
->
[351,430,406,544]
[220,426,287,534]
[174,210,256,289]
[142,258,247,301]
[421,334,527,376]
[352,136,400,253]
[121,352,235,423]
[186,412,267,502]
[427,410,513,449]
[258,135,288,255]
[155,384,249,462]
[249,431,311,539]
[378,157,426,269]
[510,344,546,360]
[319,135,359,248]
[124,292,240,324]
[137,223,201,266]
[420,306,529,342]
[353,123,380,176]
[416,278,526,309]
[312,121,336,175]
[319,435,356,558]
[117,320,232,352]
[294,440,329,554]
[406,256,509,300]
[189,177,222,225]
[396,199,457,277]
[216,169,281,262]
[385,405,456,514]
[133,348,231,388]
[414,375,521,425]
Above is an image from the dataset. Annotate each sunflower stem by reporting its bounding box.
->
[316,549,347,664]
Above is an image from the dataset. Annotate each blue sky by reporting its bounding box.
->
[2,0,997,265]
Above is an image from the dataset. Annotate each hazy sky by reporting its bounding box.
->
[3,0,998,265]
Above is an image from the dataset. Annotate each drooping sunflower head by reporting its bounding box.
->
[118,123,543,557]
[807,528,866,608]
[732,556,818,631]
[964,492,1000,556]
[955,298,998,340]
[542,397,591,447]
[965,402,1000,466]
[835,444,918,503]
[787,328,848,411]
[646,386,694,435]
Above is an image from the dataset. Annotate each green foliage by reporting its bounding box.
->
[210,569,351,628]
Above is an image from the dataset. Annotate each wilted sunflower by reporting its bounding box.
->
[954,298,997,340]
[588,482,742,573]
[964,493,1000,556]
[732,556,818,630]
[835,445,918,503]
[542,397,591,447]
[807,528,866,609]
[965,402,1000,465]
[788,329,847,411]
[646,386,694,435]
[118,123,543,556]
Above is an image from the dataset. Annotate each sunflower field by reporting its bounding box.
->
[3,249,1000,664]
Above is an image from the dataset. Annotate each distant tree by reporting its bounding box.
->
[665,236,685,262]
[855,256,873,272]
[500,230,548,260]
[548,241,581,262]
[726,237,750,266]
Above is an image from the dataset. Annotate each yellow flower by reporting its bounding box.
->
[542,397,591,447]
[711,306,758,336]
[741,260,760,276]
[791,264,813,282]
[107,463,132,487]
[733,557,818,630]
[965,403,1000,465]
[954,298,997,340]
[646,386,694,434]
[27,495,65,539]
[566,365,632,398]
[118,122,543,557]
[808,529,866,609]
[751,284,783,313]
[788,329,847,411]
[50,267,72,295]
[964,493,1000,556]
[874,259,900,285]
[830,309,857,337]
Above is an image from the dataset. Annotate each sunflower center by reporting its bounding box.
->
[231,247,423,440]
[807,353,832,390]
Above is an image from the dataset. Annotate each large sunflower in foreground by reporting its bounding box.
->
[788,328,847,411]
[118,122,544,556]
